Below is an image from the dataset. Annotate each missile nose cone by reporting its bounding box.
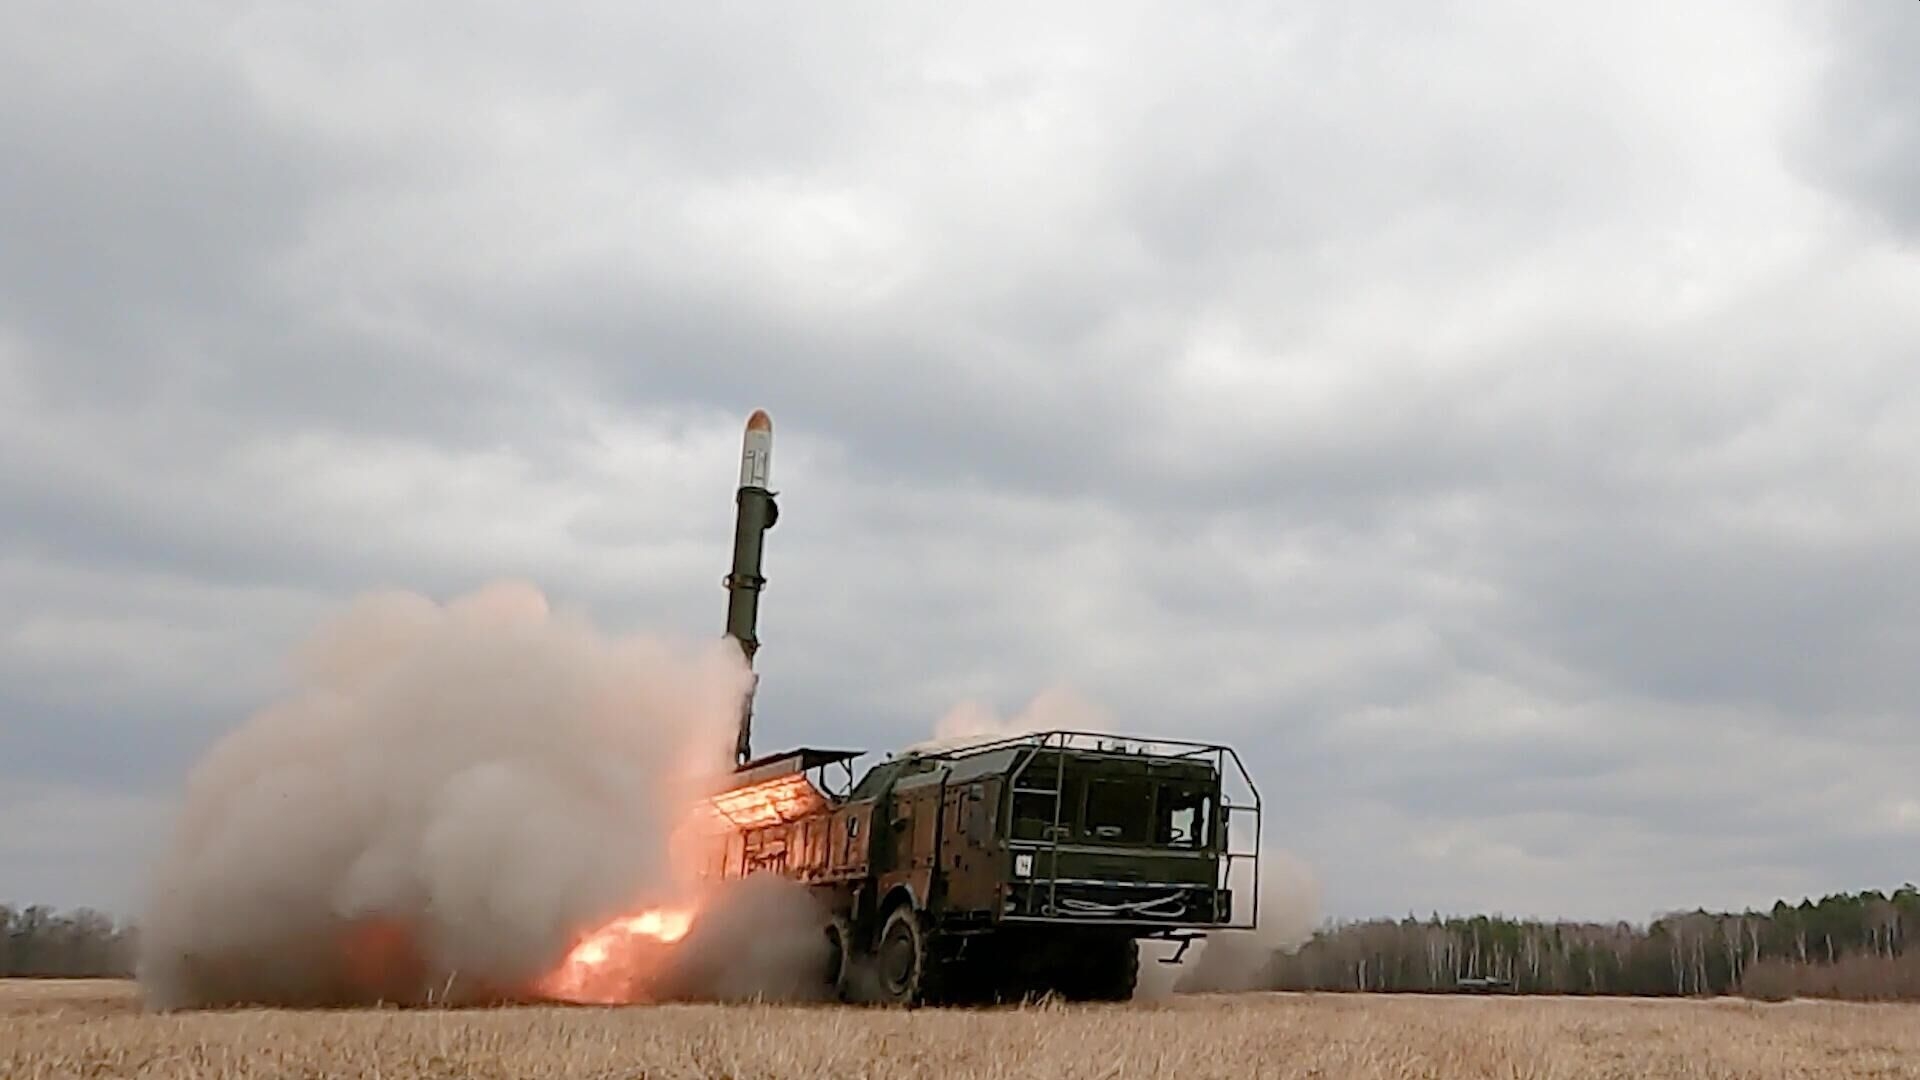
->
[740,410,773,488]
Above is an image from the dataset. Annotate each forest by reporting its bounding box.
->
[1265,886,1920,1001]
[0,905,138,978]
[7,888,1919,1002]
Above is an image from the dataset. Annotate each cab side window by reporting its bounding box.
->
[1154,785,1211,848]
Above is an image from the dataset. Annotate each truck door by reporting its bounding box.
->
[940,780,997,913]
[829,801,872,879]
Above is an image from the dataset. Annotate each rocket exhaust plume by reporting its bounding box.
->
[136,581,764,1009]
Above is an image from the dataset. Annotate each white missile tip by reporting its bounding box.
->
[740,410,773,487]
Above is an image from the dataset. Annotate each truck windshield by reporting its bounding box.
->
[1083,778,1152,843]
[1155,784,1212,849]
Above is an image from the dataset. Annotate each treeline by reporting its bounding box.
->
[1264,886,1920,1002]
[0,904,138,978]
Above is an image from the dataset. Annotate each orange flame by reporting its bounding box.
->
[536,905,699,1004]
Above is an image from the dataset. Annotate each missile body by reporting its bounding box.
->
[724,409,777,765]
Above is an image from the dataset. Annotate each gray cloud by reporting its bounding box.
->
[2,0,1917,926]
[0,7,322,390]
[1791,5,1920,241]
[0,780,166,911]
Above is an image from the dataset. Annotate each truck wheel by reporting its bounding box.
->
[1061,937,1138,1002]
[824,915,854,1001]
[1100,938,1140,1001]
[872,905,927,1007]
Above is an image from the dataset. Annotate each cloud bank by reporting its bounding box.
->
[4,1,1918,926]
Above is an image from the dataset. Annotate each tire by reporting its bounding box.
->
[823,915,854,1001]
[1099,938,1140,1001]
[871,905,928,1007]
[1059,936,1139,1002]
[930,949,1000,1008]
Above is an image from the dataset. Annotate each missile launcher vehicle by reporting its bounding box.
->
[693,411,1262,1005]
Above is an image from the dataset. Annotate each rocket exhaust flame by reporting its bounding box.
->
[530,874,837,1006]
[536,905,701,1005]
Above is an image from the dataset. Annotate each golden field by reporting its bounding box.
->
[3,979,1918,1079]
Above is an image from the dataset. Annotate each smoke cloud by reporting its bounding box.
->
[1150,848,1324,995]
[911,684,1114,754]
[653,875,836,1003]
[137,582,755,1009]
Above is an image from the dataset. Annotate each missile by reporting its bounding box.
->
[724,409,778,766]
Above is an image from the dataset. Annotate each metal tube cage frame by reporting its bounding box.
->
[918,729,1262,932]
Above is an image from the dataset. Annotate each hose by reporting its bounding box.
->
[1053,892,1188,918]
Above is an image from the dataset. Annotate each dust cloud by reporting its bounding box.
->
[1137,848,1324,996]
[652,875,835,1003]
[136,582,759,1009]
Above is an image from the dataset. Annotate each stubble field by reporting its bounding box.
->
[4,979,1918,1079]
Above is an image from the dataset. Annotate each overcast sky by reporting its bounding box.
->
[4,1,1918,925]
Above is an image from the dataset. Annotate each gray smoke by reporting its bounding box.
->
[136,582,756,1009]
[654,875,837,1003]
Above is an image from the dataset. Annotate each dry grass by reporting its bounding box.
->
[4,980,1919,1079]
